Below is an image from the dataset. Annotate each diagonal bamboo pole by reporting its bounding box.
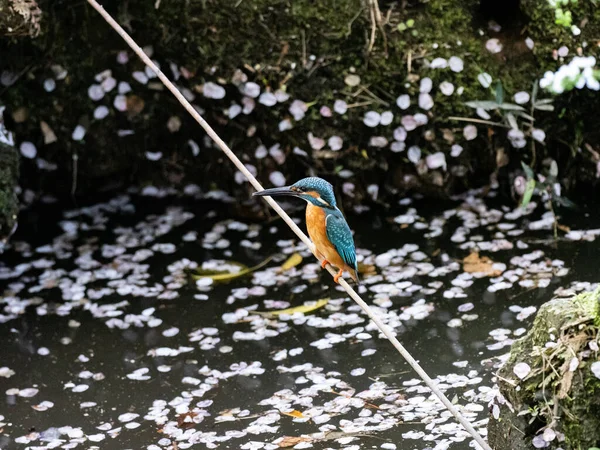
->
[85,2,492,448]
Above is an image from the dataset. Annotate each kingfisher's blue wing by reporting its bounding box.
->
[325,210,358,276]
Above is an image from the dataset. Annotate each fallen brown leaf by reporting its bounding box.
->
[462,251,503,277]
[277,436,313,448]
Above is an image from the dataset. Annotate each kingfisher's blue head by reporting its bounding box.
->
[253,176,337,208]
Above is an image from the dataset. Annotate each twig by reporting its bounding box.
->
[85,3,492,449]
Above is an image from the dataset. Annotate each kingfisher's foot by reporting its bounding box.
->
[320,259,329,269]
[333,269,343,284]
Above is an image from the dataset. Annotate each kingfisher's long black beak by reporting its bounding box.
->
[252,186,299,198]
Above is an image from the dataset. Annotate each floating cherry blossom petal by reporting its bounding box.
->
[88,84,104,101]
[426,152,446,170]
[43,79,56,92]
[269,171,286,187]
[393,127,407,142]
[132,71,148,84]
[408,146,421,163]
[145,151,163,161]
[591,361,600,379]
[114,95,127,112]
[228,104,242,119]
[486,38,503,54]
[319,106,332,117]
[242,82,261,98]
[93,106,109,121]
[369,136,388,148]
[203,82,226,99]
[532,129,546,143]
[72,125,86,141]
[390,141,406,152]
[401,115,417,131]
[259,92,277,107]
[116,51,129,64]
[451,144,463,157]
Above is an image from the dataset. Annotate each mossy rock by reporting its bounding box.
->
[488,289,600,450]
[0,140,19,248]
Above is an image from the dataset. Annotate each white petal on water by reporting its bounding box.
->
[419,77,433,94]
[513,362,531,379]
[88,84,104,101]
[18,388,39,398]
[333,99,348,114]
[93,106,110,120]
[114,95,127,112]
[242,96,255,114]
[426,152,446,170]
[542,428,556,442]
[414,113,428,125]
[118,81,132,94]
[401,115,417,131]
[101,77,116,93]
[478,73,493,88]
[363,111,381,127]
[449,56,464,72]
[369,136,388,148]
[344,74,361,87]
[203,82,226,99]
[558,46,569,57]
[439,81,454,96]
[463,125,477,141]
[20,141,37,159]
[396,94,410,110]
[393,126,407,142]
[0,367,15,378]
[228,103,242,119]
[117,51,129,64]
[72,125,86,141]
[275,90,289,102]
[319,105,332,117]
[278,119,293,131]
[188,139,200,156]
[258,92,277,107]
[451,144,463,157]
[145,151,163,161]
[43,79,56,92]
[132,71,148,84]
[350,368,366,376]
[328,135,343,151]
[407,146,421,163]
[568,357,579,372]
[380,111,394,126]
[390,141,405,152]
[418,93,434,110]
[118,413,139,422]
[242,82,261,98]
[37,347,50,356]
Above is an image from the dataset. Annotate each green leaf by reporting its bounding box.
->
[192,255,274,283]
[465,100,501,110]
[534,104,555,111]
[531,80,539,104]
[521,178,536,208]
[498,103,526,111]
[554,195,577,209]
[506,113,519,130]
[521,161,535,179]
[495,81,504,104]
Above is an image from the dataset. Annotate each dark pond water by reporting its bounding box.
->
[1,187,599,450]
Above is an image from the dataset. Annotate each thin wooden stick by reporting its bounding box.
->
[85,2,492,448]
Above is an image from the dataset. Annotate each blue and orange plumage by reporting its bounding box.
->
[253,177,359,284]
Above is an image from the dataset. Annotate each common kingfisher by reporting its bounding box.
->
[253,177,359,285]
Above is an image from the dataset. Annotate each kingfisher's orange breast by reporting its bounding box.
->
[305,203,346,270]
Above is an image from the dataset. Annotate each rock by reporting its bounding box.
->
[0,140,19,250]
[488,288,600,450]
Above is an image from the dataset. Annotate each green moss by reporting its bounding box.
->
[489,288,600,450]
